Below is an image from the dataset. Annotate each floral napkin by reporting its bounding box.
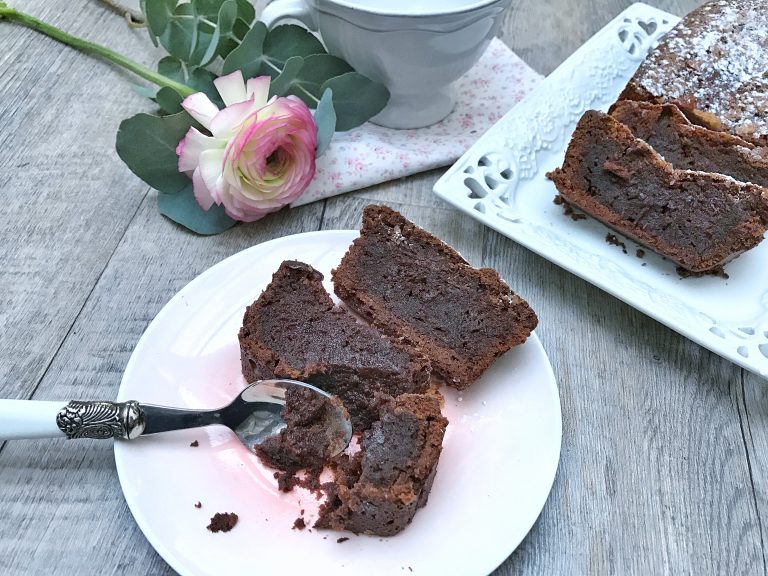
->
[290,38,543,207]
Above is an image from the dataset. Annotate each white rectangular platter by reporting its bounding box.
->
[433,2,768,378]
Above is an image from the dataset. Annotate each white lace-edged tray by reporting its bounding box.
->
[433,2,768,378]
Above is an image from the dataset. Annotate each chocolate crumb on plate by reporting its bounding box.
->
[207,512,238,533]
[190,440,199,447]
[293,517,306,530]
[194,501,202,509]
[337,537,350,543]
[636,248,645,258]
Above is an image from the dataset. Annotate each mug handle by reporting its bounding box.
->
[260,0,318,30]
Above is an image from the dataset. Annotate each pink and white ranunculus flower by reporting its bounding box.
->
[176,71,317,222]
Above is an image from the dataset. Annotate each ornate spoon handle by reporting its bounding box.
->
[0,399,144,440]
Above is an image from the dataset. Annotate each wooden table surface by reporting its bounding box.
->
[6,0,767,574]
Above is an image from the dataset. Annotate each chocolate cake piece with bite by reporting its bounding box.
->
[610,100,768,188]
[315,393,448,537]
[239,261,431,432]
[332,205,537,391]
[547,110,768,273]
[618,0,768,146]
[254,386,349,491]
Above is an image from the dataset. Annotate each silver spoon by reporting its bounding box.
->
[0,379,353,457]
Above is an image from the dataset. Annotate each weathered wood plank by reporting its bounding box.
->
[0,0,157,400]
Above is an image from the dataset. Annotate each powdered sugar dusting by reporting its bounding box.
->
[633,0,768,142]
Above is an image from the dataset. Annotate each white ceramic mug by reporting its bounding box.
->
[261,0,512,129]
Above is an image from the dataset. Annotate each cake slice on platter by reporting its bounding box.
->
[547,110,768,273]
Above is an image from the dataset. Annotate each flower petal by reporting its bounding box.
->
[214,70,247,107]
[245,76,271,107]
[192,166,215,210]
[209,102,260,138]
[177,127,219,173]
[181,93,219,130]
[198,148,227,203]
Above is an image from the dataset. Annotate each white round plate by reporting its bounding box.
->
[115,230,562,576]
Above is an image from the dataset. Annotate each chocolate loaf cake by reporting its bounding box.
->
[618,0,768,146]
[610,100,768,188]
[315,393,448,536]
[547,110,768,273]
[239,260,431,431]
[332,205,537,391]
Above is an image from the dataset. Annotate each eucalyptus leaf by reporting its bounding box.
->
[314,88,336,157]
[222,21,267,78]
[268,56,304,97]
[158,185,237,235]
[158,3,199,63]
[235,0,255,24]
[157,57,221,105]
[192,0,237,66]
[263,24,326,62]
[116,111,198,194]
[280,53,352,105]
[156,86,184,114]
[320,72,389,131]
[132,84,159,99]
[143,0,175,41]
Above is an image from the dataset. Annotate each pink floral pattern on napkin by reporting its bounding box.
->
[290,38,542,207]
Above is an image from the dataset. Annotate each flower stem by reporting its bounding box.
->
[0,5,195,97]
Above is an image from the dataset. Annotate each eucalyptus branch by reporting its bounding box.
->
[0,5,194,97]
[95,0,145,28]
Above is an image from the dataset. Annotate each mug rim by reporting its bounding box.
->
[313,0,505,17]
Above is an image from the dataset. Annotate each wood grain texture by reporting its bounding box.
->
[1,0,765,575]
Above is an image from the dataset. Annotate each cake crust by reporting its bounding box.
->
[547,110,768,272]
[332,205,537,390]
[618,0,768,146]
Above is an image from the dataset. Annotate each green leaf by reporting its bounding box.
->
[143,0,175,41]
[159,3,199,62]
[236,0,255,24]
[116,111,198,194]
[222,20,268,78]
[314,88,336,157]
[320,72,390,131]
[263,24,326,63]
[192,0,238,66]
[157,56,220,105]
[268,56,304,97]
[156,87,184,114]
[281,53,352,105]
[133,84,159,99]
[158,185,237,235]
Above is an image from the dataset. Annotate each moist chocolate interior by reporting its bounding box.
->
[315,394,447,537]
[549,111,768,270]
[611,101,768,187]
[239,260,430,431]
[332,206,537,389]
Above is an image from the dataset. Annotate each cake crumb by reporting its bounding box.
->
[190,440,199,447]
[293,517,306,530]
[559,200,587,221]
[337,537,350,543]
[207,512,238,533]
[194,501,202,509]
[606,233,628,254]
[636,248,646,258]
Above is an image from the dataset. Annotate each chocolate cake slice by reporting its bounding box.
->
[315,393,448,536]
[332,205,538,391]
[547,110,768,273]
[239,260,431,431]
[610,100,768,188]
[618,0,768,146]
